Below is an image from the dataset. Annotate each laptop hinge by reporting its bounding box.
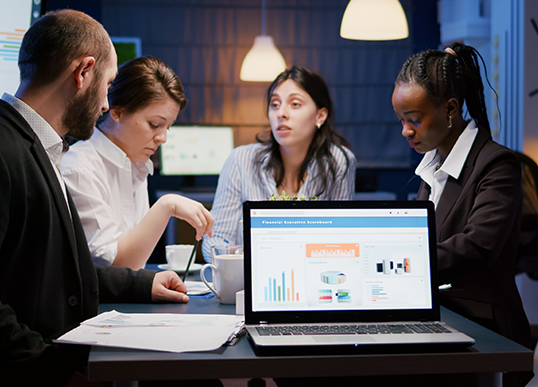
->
[259,321,268,325]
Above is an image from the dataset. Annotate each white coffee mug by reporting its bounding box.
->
[165,244,194,270]
[200,254,243,304]
[210,245,242,261]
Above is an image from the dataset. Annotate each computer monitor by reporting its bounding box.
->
[0,0,44,95]
[160,125,234,176]
[110,36,142,66]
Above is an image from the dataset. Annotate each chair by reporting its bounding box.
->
[515,152,538,280]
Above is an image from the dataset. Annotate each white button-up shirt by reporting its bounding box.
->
[61,128,153,266]
[415,120,478,208]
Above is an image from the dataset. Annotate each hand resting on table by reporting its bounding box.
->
[151,271,190,303]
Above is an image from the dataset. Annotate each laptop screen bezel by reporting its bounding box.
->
[243,200,440,324]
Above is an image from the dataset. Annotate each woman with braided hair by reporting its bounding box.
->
[392,43,532,384]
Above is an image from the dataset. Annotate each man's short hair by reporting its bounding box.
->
[18,9,112,87]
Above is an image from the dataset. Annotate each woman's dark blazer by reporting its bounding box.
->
[417,125,531,348]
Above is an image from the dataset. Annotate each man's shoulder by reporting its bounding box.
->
[0,99,24,125]
[0,100,33,145]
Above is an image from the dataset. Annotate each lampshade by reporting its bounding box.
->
[240,36,287,82]
[340,0,409,41]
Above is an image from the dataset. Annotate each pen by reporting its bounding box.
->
[182,240,199,282]
[226,320,246,344]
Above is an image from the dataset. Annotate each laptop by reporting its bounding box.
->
[242,200,475,354]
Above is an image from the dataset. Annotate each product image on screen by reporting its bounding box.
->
[0,0,42,95]
[248,207,432,313]
[160,126,234,176]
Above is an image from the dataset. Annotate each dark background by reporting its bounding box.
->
[45,0,440,262]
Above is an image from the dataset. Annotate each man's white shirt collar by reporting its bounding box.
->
[1,92,72,213]
[1,92,65,157]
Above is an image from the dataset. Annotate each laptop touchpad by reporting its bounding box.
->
[313,336,376,344]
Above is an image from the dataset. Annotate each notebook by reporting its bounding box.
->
[242,200,475,354]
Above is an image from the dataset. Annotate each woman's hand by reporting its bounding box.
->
[161,194,214,240]
[113,194,213,269]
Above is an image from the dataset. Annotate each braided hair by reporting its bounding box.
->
[395,42,490,133]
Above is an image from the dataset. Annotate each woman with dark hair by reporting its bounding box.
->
[202,66,356,261]
[62,56,213,270]
[392,43,532,366]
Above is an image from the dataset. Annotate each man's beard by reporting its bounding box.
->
[63,78,103,141]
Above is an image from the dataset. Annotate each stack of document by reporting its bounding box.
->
[55,310,244,353]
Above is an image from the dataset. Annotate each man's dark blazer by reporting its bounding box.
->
[417,125,531,349]
[0,100,155,385]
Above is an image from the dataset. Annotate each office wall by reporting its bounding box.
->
[46,0,101,20]
[100,0,422,169]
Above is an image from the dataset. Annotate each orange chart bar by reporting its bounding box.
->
[0,32,25,36]
[306,243,359,258]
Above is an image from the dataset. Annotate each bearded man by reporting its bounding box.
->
[0,9,190,386]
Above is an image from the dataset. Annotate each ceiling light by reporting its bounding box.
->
[240,0,286,82]
[340,0,409,41]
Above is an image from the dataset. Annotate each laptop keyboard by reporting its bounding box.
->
[256,323,452,336]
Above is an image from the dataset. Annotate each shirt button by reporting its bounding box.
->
[68,295,79,306]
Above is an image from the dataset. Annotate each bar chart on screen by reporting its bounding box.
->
[264,269,301,303]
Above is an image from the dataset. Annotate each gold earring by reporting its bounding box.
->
[448,116,452,129]
[317,124,321,130]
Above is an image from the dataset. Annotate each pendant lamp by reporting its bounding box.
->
[340,0,409,41]
[240,0,286,82]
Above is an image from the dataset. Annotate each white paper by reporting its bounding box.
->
[54,310,244,353]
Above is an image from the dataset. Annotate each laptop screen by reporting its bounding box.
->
[243,201,439,323]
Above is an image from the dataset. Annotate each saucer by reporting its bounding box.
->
[158,263,203,275]
[185,280,213,296]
